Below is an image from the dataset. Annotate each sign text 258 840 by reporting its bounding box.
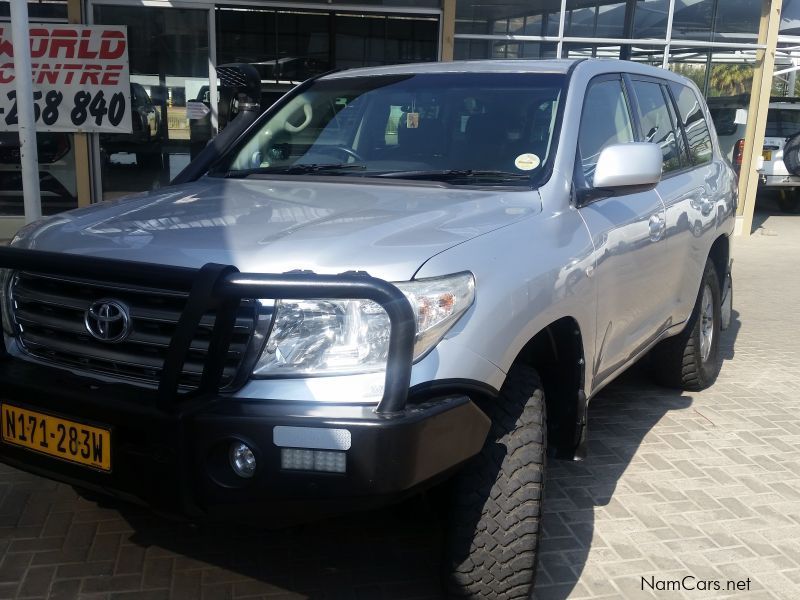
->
[0,25,131,133]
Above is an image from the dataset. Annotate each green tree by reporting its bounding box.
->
[708,64,753,96]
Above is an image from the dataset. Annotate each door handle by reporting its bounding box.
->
[649,214,666,242]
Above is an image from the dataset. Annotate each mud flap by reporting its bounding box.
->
[720,262,733,331]
[572,390,588,460]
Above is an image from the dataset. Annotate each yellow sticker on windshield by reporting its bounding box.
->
[514,153,541,171]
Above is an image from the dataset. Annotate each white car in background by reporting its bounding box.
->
[708,96,800,213]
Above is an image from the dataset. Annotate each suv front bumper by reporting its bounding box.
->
[0,358,490,522]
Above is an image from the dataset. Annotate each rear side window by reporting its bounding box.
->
[630,80,682,174]
[577,78,635,186]
[765,109,800,138]
[670,83,713,166]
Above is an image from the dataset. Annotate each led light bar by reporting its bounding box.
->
[280,448,346,473]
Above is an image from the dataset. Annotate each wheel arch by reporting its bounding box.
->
[512,316,587,460]
[708,233,730,292]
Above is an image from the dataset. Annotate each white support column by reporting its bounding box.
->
[556,0,567,58]
[662,0,676,69]
[207,7,219,134]
[9,0,41,223]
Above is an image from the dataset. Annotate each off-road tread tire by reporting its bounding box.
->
[651,260,721,391]
[783,132,800,177]
[443,365,546,600]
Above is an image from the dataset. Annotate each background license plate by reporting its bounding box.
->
[1,404,111,471]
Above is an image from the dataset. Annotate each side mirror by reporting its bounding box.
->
[592,142,662,192]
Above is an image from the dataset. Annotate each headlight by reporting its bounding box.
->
[252,299,391,377]
[252,272,475,377]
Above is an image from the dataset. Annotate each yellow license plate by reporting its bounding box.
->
[1,404,111,471]
[763,150,772,161]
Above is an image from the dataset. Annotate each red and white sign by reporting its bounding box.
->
[0,24,132,133]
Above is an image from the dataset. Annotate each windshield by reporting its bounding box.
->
[211,72,565,186]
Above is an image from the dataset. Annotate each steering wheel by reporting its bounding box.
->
[314,145,365,163]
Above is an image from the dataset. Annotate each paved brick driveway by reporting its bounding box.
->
[0,200,799,599]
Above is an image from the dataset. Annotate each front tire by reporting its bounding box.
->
[443,365,546,599]
[651,259,722,390]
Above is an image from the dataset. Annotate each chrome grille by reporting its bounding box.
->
[9,271,258,389]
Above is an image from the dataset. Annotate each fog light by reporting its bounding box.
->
[281,448,346,473]
[229,442,256,478]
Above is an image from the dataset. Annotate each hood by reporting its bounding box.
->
[12,177,541,281]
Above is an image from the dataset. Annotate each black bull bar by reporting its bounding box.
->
[0,247,417,414]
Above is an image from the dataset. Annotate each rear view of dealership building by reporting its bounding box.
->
[1,0,797,237]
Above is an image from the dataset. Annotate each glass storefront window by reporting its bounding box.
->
[521,42,558,59]
[455,40,557,60]
[711,0,761,43]
[336,13,396,68]
[384,15,439,64]
[632,0,669,39]
[217,7,331,94]
[0,132,78,216]
[629,46,665,67]
[563,43,623,60]
[454,39,489,60]
[342,14,431,67]
[671,0,760,43]
[595,2,626,38]
[0,1,68,20]
[565,5,597,38]
[93,5,210,201]
[218,7,436,85]
[523,14,544,36]
[455,0,562,36]
[782,0,800,36]
[456,0,765,44]
[330,0,439,5]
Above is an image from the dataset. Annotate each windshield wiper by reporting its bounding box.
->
[226,163,366,178]
[372,169,532,183]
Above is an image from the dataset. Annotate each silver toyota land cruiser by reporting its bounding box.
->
[0,59,735,599]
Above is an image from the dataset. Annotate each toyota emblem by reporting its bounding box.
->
[84,299,131,343]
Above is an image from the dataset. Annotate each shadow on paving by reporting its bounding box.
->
[108,494,445,598]
[751,192,800,233]
[533,310,741,600]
